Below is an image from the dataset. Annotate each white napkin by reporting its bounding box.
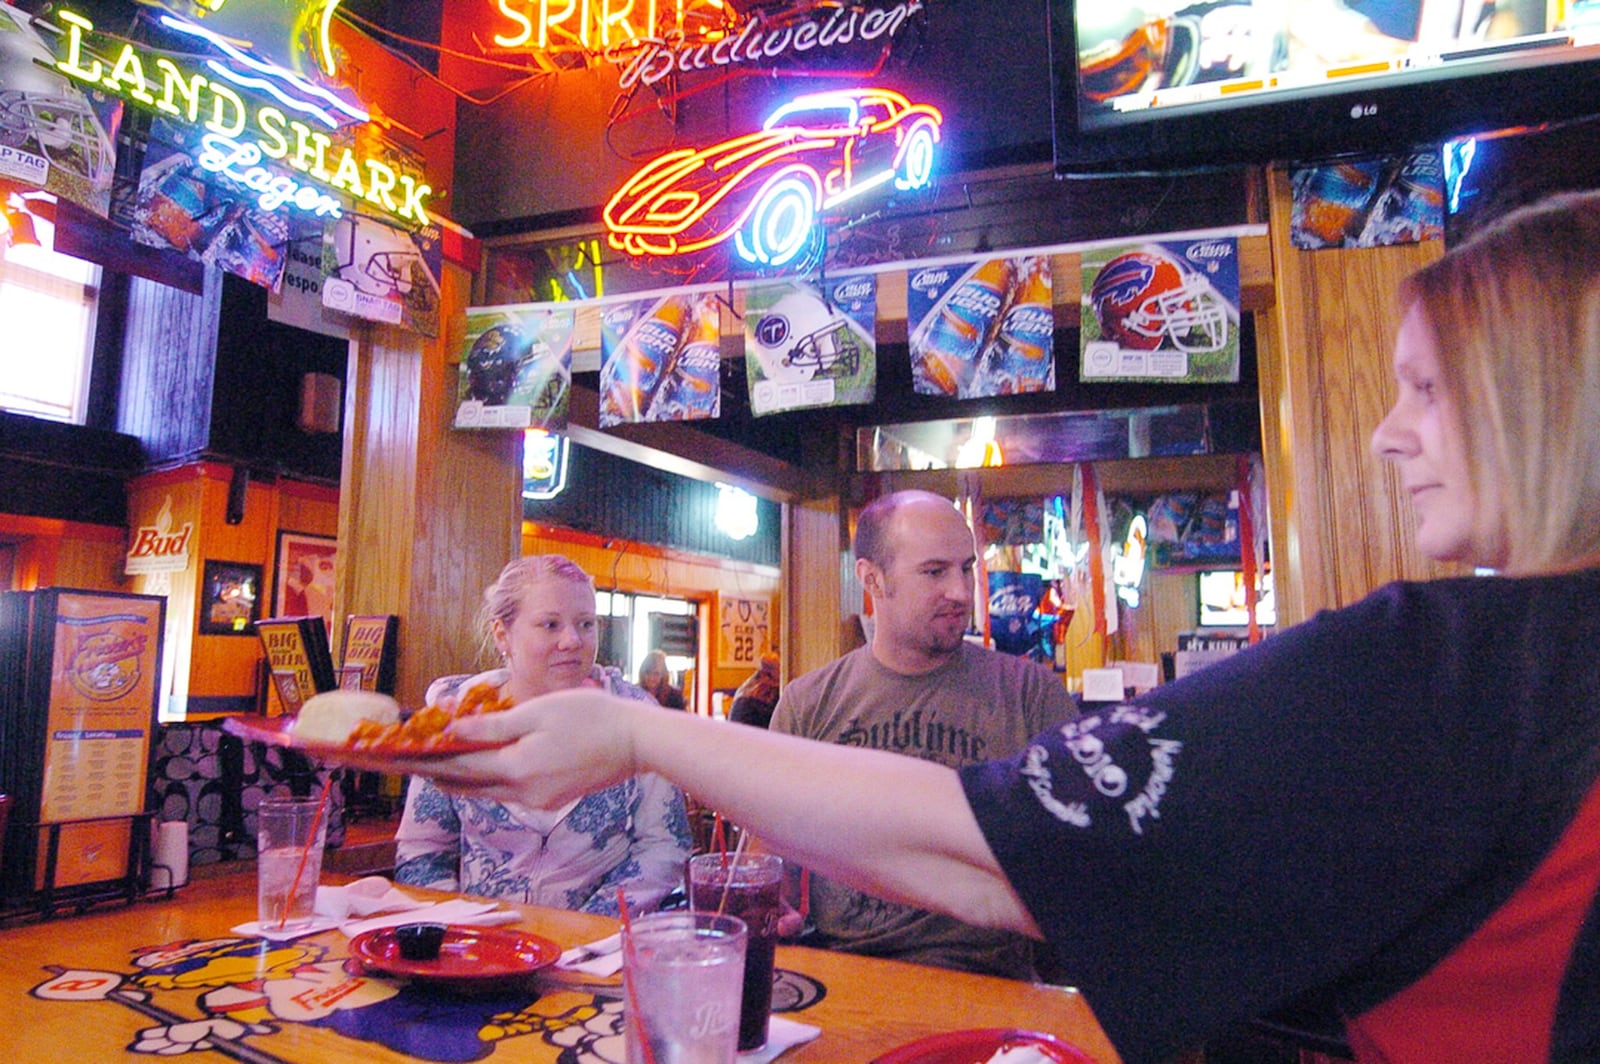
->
[557,932,623,976]
[740,1017,821,1063]
[233,876,519,941]
[316,875,431,922]
[230,915,343,942]
[340,899,523,939]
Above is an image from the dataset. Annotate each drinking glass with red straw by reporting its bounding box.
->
[617,887,660,1064]
[276,773,333,930]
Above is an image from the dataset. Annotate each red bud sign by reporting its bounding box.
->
[125,497,194,575]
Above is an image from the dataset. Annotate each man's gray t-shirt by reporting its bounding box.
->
[771,640,1076,979]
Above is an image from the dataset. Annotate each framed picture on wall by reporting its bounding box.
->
[198,560,263,636]
[272,531,338,632]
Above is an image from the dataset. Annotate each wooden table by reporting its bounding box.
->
[0,870,1122,1063]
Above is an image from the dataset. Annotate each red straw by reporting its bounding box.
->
[277,774,333,930]
[617,887,660,1064]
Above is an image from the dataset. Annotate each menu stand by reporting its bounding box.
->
[35,811,156,918]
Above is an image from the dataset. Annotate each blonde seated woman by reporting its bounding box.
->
[393,555,691,916]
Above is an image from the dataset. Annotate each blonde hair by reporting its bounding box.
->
[1400,191,1600,574]
[478,554,595,659]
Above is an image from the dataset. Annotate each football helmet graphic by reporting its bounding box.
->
[0,6,116,192]
[749,292,862,383]
[466,323,535,406]
[1090,249,1231,353]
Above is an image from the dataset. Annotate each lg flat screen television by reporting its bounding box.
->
[1049,1,1600,175]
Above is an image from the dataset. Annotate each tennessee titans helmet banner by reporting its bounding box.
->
[742,274,877,416]
[320,212,442,336]
[907,255,1055,399]
[1080,238,1240,383]
[453,303,575,431]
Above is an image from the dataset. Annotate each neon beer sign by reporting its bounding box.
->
[491,0,729,51]
[51,10,432,224]
[488,0,924,86]
[604,87,940,266]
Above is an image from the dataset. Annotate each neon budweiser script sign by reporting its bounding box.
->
[50,9,432,224]
[490,0,924,87]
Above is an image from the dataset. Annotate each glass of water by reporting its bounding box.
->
[257,796,327,931]
[623,911,747,1064]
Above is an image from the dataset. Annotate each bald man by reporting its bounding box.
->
[770,490,1076,980]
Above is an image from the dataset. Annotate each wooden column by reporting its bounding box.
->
[783,495,847,677]
[1257,167,1454,626]
[336,261,522,708]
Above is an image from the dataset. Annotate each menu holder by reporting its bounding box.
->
[341,614,399,694]
[254,616,336,715]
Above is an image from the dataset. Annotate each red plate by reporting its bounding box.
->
[347,925,561,989]
[223,714,508,758]
[871,1029,1097,1064]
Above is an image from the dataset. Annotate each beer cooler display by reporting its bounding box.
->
[0,589,165,911]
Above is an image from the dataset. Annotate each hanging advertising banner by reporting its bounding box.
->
[598,291,722,427]
[1080,238,1241,384]
[0,5,120,218]
[454,303,575,431]
[268,234,349,338]
[131,117,309,288]
[743,274,877,416]
[907,255,1055,399]
[320,212,442,335]
[1289,152,1443,250]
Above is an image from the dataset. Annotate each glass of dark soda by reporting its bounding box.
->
[687,852,783,1051]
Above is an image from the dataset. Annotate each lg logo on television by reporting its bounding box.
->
[1349,102,1379,119]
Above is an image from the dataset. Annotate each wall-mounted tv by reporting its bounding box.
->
[1049,2,1600,175]
[1198,568,1275,628]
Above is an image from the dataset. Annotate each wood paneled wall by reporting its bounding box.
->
[125,464,339,715]
[117,270,222,464]
[337,261,524,710]
[0,515,125,592]
[784,496,847,678]
[1257,168,1453,625]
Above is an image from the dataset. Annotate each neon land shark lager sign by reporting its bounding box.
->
[51,9,432,224]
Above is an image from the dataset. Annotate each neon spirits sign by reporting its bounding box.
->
[604,87,940,267]
[488,0,924,86]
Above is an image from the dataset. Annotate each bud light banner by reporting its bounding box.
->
[907,255,1055,399]
[988,571,1043,657]
[454,303,575,431]
[599,291,722,426]
[1080,237,1240,384]
[743,274,876,416]
[1289,152,1442,250]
